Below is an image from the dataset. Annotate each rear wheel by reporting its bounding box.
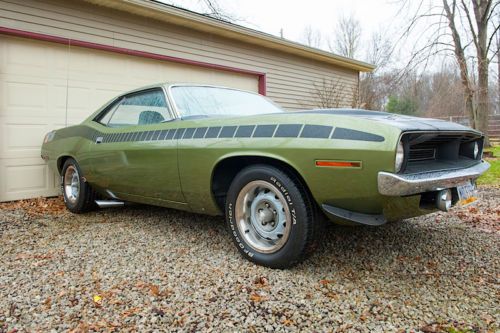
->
[61,158,97,213]
[225,164,318,268]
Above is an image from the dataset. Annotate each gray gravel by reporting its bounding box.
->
[1,188,499,332]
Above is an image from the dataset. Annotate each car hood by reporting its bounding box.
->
[301,109,480,134]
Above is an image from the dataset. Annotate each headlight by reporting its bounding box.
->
[43,131,55,144]
[473,142,479,159]
[395,141,405,172]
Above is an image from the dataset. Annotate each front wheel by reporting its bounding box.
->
[61,158,97,213]
[225,164,318,268]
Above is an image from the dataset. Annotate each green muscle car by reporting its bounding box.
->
[41,83,490,268]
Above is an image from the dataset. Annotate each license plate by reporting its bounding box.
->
[457,181,478,206]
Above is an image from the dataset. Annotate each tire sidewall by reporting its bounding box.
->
[226,165,310,268]
[61,158,86,212]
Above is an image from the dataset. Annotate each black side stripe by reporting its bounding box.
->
[174,128,186,140]
[166,129,175,140]
[235,125,255,137]
[300,125,332,138]
[219,126,237,138]
[194,127,208,138]
[253,124,277,137]
[275,124,302,138]
[206,127,222,138]
[183,128,196,139]
[331,127,385,142]
[52,124,385,143]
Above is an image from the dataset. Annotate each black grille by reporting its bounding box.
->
[409,148,436,161]
[401,131,482,174]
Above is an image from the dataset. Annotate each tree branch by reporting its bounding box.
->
[486,24,500,53]
[461,0,479,50]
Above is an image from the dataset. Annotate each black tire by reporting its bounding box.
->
[225,164,319,268]
[61,158,97,213]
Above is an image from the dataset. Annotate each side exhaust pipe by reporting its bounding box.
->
[436,189,452,212]
[95,200,125,208]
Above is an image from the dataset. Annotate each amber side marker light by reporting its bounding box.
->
[315,160,362,168]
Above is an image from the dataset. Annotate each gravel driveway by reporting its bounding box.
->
[1,187,498,332]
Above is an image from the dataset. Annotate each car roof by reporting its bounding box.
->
[120,82,257,97]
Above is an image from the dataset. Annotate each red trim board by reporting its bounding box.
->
[0,26,267,95]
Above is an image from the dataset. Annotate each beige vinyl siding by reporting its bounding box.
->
[0,35,258,201]
[0,0,359,110]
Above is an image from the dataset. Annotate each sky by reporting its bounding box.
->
[159,0,498,76]
[203,0,400,42]
[162,0,405,63]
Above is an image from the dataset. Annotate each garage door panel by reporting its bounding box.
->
[0,35,258,201]
[0,75,68,118]
[3,123,47,150]
[1,35,69,79]
[0,158,59,202]
[4,81,48,109]
[0,118,65,159]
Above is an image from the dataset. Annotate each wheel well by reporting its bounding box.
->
[211,156,312,211]
[57,156,72,174]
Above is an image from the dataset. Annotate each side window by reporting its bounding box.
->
[96,99,121,125]
[107,89,171,127]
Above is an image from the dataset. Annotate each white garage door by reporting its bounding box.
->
[0,35,259,202]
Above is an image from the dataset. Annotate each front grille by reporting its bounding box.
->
[401,132,482,174]
[409,148,436,161]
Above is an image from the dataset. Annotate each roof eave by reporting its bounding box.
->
[83,0,376,72]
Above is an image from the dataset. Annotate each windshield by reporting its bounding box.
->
[171,86,284,117]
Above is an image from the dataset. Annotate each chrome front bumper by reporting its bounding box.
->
[378,161,490,196]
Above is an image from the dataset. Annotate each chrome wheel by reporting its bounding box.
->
[63,165,80,204]
[235,180,291,253]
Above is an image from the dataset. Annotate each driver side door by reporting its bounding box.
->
[88,88,185,206]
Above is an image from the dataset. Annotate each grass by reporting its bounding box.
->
[484,145,500,157]
[477,145,499,186]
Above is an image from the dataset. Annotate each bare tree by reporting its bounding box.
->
[328,14,362,59]
[358,30,398,110]
[198,0,238,22]
[165,0,240,22]
[300,25,322,48]
[311,78,346,108]
[496,14,500,114]
[365,30,394,71]
[399,0,500,146]
[424,67,467,117]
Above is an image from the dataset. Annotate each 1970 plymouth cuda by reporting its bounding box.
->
[41,83,490,268]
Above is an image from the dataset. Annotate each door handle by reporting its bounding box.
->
[96,136,103,144]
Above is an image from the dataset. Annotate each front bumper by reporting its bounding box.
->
[378,161,490,196]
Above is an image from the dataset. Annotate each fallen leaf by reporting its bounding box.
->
[254,276,269,286]
[121,307,141,318]
[92,295,102,307]
[43,297,52,309]
[150,285,160,296]
[249,292,266,302]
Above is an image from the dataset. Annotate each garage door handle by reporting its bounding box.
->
[95,136,103,144]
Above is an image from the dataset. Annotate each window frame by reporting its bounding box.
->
[93,87,175,127]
